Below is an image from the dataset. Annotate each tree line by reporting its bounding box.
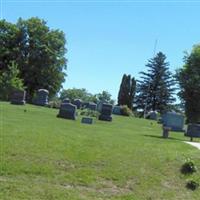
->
[1,17,200,123]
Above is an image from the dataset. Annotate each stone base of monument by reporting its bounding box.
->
[162,126,171,138]
[99,114,112,122]
[81,117,93,124]
[185,124,200,141]
[11,100,26,105]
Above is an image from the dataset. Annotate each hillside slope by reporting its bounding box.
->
[0,102,199,200]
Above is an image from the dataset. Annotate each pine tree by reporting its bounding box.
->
[117,74,136,109]
[136,52,175,114]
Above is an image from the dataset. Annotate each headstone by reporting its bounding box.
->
[81,117,93,124]
[112,106,121,115]
[57,103,77,120]
[97,101,107,112]
[98,103,113,122]
[10,90,26,105]
[73,99,82,109]
[146,111,158,120]
[185,124,200,141]
[82,102,89,109]
[62,98,70,103]
[88,102,97,111]
[161,112,184,131]
[34,89,49,106]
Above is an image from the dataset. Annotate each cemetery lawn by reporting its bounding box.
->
[1,102,200,200]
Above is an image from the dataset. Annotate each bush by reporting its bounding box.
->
[181,158,197,175]
[120,105,133,116]
[48,100,61,109]
[0,61,24,101]
[80,109,99,118]
[186,180,199,190]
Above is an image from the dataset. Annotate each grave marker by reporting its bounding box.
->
[162,112,184,131]
[10,90,26,105]
[99,103,113,122]
[57,103,77,120]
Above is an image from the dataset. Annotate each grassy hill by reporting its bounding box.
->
[0,102,200,200]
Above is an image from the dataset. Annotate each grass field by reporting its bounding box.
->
[0,102,200,200]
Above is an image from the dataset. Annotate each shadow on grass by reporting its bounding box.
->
[143,134,185,141]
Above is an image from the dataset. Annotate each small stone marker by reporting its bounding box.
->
[112,106,121,115]
[81,117,93,124]
[88,102,97,111]
[185,124,200,141]
[73,99,82,109]
[161,112,184,131]
[57,103,77,120]
[99,103,113,122]
[10,90,26,105]
[34,89,49,106]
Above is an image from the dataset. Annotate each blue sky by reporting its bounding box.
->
[1,0,200,101]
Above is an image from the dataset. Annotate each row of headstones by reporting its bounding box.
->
[10,89,49,106]
[57,102,113,122]
[146,111,200,140]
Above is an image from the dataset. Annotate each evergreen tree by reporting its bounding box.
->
[136,52,175,114]
[117,74,136,109]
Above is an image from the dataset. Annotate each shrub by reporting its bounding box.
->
[48,100,61,109]
[186,180,199,190]
[181,158,197,175]
[120,105,133,116]
[80,109,99,118]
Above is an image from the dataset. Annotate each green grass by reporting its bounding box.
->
[0,102,200,200]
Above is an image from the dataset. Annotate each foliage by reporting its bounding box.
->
[186,180,199,191]
[48,99,61,109]
[181,158,197,175]
[0,20,21,72]
[120,105,133,116]
[60,88,97,102]
[0,61,24,100]
[80,109,99,118]
[96,90,115,104]
[177,45,200,123]
[60,88,115,104]
[136,52,175,114]
[0,18,67,101]
[117,74,136,109]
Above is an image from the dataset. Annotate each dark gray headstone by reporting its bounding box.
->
[63,98,70,103]
[162,112,184,131]
[57,103,77,120]
[112,106,121,115]
[10,90,26,105]
[81,117,93,124]
[98,103,113,122]
[34,89,49,106]
[73,99,82,109]
[88,102,97,111]
[185,124,200,138]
